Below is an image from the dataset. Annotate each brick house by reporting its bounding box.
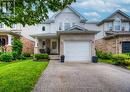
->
[96,10,130,54]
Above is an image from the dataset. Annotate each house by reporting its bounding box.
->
[29,6,99,62]
[96,10,130,54]
[0,24,34,54]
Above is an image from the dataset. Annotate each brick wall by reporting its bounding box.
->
[21,37,34,54]
[95,36,130,54]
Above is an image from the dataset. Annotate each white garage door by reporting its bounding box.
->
[64,41,91,62]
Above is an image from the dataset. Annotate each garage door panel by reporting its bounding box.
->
[64,41,91,62]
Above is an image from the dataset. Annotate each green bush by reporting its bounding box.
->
[34,54,49,60]
[96,49,113,60]
[98,59,113,64]
[23,53,31,57]
[112,54,130,66]
[0,52,13,62]
[12,52,17,60]
[12,38,23,59]
[19,54,26,60]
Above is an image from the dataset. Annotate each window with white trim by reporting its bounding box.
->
[114,18,121,31]
[0,23,4,28]
[59,22,62,30]
[107,23,113,31]
[64,23,70,30]
[11,24,16,28]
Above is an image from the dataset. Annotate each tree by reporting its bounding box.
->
[0,0,76,27]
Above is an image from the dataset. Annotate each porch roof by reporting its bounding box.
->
[104,33,130,39]
[57,25,99,35]
[30,33,57,38]
[0,30,21,37]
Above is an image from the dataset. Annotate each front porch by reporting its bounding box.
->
[33,33,59,55]
[0,31,21,52]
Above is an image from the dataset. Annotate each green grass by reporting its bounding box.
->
[0,60,48,92]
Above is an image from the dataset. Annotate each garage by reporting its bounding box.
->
[122,41,130,53]
[64,41,91,62]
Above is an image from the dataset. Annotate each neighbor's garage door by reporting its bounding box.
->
[122,41,130,53]
[64,41,91,62]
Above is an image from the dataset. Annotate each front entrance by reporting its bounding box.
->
[64,41,91,62]
[50,39,58,54]
[122,41,130,53]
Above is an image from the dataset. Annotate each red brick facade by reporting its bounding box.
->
[21,37,34,54]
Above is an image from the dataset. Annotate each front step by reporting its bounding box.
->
[49,55,60,60]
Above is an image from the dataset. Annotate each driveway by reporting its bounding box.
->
[33,60,130,92]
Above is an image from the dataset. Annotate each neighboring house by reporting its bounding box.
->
[96,10,130,54]
[0,24,34,54]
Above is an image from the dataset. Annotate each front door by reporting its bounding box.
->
[122,41,130,53]
[51,39,58,54]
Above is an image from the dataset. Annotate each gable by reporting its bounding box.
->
[110,13,128,19]
[62,7,74,13]
[43,6,87,24]
[97,10,130,26]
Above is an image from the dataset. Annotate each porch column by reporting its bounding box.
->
[7,34,12,46]
[34,37,39,54]
[6,34,12,52]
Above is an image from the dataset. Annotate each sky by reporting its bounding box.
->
[49,0,130,22]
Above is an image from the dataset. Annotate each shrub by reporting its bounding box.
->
[98,59,113,64]
[34,54,49,60]
[12,52,17,60]
[23,53,31,57]
[0,52,13,62]
[112,54,130,66]
[12,38,23,59]
[19,54,26,60]
[96,49,113,60]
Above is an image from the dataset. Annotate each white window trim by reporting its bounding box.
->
[114,18,121,31]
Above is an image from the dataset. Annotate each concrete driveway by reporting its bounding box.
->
[33,60,130,92]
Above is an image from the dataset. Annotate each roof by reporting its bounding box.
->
[65,25,88,31]
[104,31,130,39]
[58,25,99,34]
[97,10,130,26]
[30,33,57,38]
[31,25,99,38]
[42,6,87,24]
[0,30,21,37]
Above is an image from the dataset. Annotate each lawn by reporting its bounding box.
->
[0,60,48,92]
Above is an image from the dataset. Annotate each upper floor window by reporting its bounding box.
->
[0,23,4,28]
[11,24,16,28]
[129,23,130,31]
[107,23,113,31]
[72,23,75,26]
[114,18,121,31]
[64,23,70,30]
[42,26,45,31]
[59,22,62,30]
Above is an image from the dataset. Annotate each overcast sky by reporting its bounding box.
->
[49,0,130,22]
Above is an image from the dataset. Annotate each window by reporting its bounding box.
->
[59,22,62,30]
[72,23,75,26]
[107,23,113,31]
[0,23,4,28]
[11,24,16,28]
[64,23,70,30]
[129,23,130,31]
[42,26,45,31]
[114,18,121,31]
[52,41,57,49]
